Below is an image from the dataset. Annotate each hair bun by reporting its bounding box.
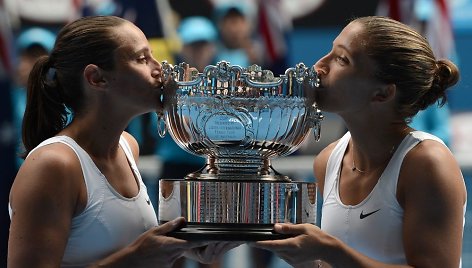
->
[435,59,459,90]
[420,59,460,109]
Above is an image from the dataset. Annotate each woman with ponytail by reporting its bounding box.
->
[8,16,236,267]
[253,16,467,268]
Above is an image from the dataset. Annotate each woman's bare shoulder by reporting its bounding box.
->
[8,142,84,266]
[10,142,82,210]
[400,139,465,205]
[402,140,462,183]
[20,142,81,175]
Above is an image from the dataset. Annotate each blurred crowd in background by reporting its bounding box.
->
[2,0,471,267]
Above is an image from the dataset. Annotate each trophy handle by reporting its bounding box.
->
[157,114,167,138]
[312,109,323,142]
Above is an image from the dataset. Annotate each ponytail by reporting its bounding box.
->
[21,55,68,158]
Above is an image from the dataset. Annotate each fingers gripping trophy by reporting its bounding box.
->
[157,61,323,241]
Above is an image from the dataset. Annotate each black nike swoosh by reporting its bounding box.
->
[359,209,381,219]
[146,198,150,205]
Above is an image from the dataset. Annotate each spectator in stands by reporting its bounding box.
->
[11,27,56,168]
[213,3,263,67]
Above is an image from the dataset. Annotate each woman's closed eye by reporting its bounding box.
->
[335,55,349,65]
[137,56,149,64]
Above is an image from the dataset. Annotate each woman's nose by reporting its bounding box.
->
[314,56,329,76]
[151,59,162,78]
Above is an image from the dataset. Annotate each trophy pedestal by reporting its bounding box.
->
[158,178,317,241]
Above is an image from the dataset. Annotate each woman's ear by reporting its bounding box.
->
[372,83,396,103]
[83,64,107,89]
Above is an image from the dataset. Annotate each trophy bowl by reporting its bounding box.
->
[158,61,323,240]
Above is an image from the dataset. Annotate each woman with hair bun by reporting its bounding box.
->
[253,16,466,268]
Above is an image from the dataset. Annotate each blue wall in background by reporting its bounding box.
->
[288,28,339,72]
[451,29,472,112]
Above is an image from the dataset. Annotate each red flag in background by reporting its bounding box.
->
[377,0,456,59]
[257,0,288,66]
[257,0,291,74]
[256,0,324,74]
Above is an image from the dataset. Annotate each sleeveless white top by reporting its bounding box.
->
[321,131,466,265]
[11,135,158,267]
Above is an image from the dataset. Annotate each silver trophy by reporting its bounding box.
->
[158,61,323,240]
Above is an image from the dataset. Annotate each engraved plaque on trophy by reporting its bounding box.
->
[157,61,323,241]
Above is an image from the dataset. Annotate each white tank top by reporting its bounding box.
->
[321,131,466,265]
[13,135,158,267]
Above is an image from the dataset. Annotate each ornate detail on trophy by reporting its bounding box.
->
[161,61,323,181]
[159,61,322,240]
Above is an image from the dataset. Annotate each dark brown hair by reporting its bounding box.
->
[22,16,128,158]
[353,16,459,120]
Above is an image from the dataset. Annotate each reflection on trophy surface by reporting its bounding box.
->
[158,61,323,241]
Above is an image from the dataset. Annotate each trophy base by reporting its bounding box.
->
[158,179,317,241]
[164,222,292,241]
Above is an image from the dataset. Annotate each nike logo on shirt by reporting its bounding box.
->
[146,198,151,205]
[360,209,380,219]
